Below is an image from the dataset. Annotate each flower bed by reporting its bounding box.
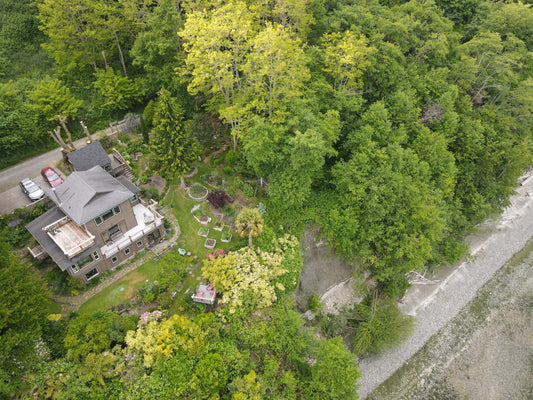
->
[204,238,216,249]
[197,227,209,237]
[213,221,224,231]
[221,231,232,243]
[201,174,225,189]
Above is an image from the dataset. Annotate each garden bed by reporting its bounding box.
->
[204,238,216,249]
[188,183,208,200]
[221,231,232,243]
[213,221,224,231]
[197,227,209,237]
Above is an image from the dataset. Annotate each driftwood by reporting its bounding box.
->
[57,115,75,150]
[48,126,69,150]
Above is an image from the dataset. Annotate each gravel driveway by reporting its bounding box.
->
[357,175,533,398]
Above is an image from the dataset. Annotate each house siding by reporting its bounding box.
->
[85,199,138,245]
[68,222,165,284]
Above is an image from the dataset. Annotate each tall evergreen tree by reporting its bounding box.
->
[150,88,199,180]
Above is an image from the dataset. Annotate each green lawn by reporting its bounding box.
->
[79,255,163,314]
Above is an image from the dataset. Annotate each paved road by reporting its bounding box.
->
[357,175,533,398]
[0,134,111,215]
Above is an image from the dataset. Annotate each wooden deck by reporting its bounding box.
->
[46,219,95,258]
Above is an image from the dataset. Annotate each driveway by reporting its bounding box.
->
[0,148,66,215]
[0,125,125,215]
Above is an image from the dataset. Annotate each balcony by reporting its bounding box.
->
[100,202,164,258]
[43,216,95,259]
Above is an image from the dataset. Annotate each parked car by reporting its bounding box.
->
[41,166,64,187]
[19,178,45,201]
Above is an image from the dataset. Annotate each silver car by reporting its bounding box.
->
[19,178,45,201]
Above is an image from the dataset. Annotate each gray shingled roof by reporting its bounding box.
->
[46,166,135,225]
[67,141,111,171]
[116,176,140,194]
[26,207,98,271]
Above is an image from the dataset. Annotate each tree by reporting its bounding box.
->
[36,0,143,76]
[306,337,360,400]
[179,1,256,150]
[201,239,297,314]
[0,239,51,395]
[322,31,372,94]
[93,67,144,112]
[150,88,199,180]
[27,76,82,125]
[245,22,310,123]
[64,311,134,362]
[235,207,264,247]
[131,0,186,94]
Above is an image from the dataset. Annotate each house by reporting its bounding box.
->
[67,141,112,172]
[67,141,132,179]
[26,166,165,283]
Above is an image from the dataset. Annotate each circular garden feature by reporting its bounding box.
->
[188,183,208,200]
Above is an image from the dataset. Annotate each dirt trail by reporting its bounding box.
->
[357,175,533,399]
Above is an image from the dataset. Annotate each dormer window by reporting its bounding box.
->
[94,206,121,225]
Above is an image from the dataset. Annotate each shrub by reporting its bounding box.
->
[157,292,173,309]
[225,150,240,166]
[351,296,415,356]
[257,202,267,215]
[148,187,159,201]
[308,294,323,313]
[223,166,234,175]
[377,272,411,298]
[207,190,230,208]
[99,135,118,151]
[241,182,256,198]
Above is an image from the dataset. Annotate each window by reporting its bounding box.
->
[130,194,138,203]
[108,224,120,236]
[93,251,100,260]
[85,268,99,280]
[136,240,143,248]
[94,206,121,225]
[71,264,80,273]
[77,254,94,269]
[102,209,114,221]
[111,256,118,263]
[124,248,131,256]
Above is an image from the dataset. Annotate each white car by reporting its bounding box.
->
[19,178,45,201]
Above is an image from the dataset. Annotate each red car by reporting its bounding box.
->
[41,167,64,187]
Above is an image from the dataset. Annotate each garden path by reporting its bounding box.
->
[54,210,180,315]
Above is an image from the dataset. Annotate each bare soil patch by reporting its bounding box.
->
[141,174,166,195]
[295,227,356,311]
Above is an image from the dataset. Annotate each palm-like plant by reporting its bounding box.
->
[235,207,264,247]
